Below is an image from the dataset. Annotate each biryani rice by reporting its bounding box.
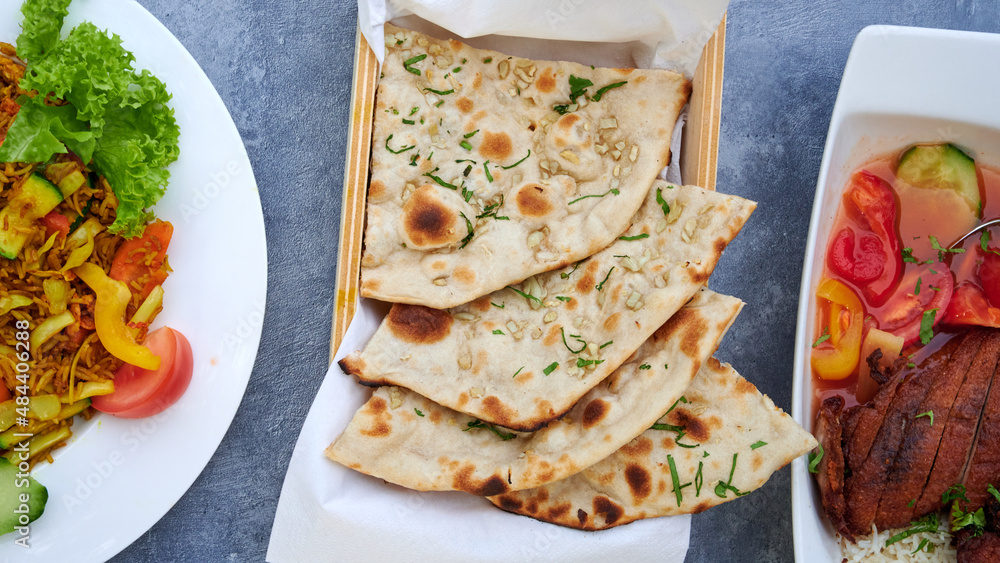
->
[0,42,165,467]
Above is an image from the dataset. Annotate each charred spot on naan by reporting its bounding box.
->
[582,398,610,429]
[652,306,710,360]
[452,464,510,496]
[625,464,653,501]
[359,396,392,438]
[478,131,513,161]
[398,185,466,249]
[535,67,556,93]
[514,183,555,217]
[593,496,624,526]
[620,435,654,457]
[368,179,389,203]
[456,97,474,113]
[338,353,366,377]
[386,304,453,344]
[546,113,600,179]
[453,265,476,286]
[670,408,714,442]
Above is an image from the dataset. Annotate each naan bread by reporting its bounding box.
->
[327,288,742,495]
[489,359,818,529]
[361,24,691,308]
[341,183,755,431]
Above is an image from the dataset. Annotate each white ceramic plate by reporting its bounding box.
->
[791,25,1000,561]
[0,1,266,561]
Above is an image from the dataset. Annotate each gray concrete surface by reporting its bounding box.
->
[111,1,1000,561]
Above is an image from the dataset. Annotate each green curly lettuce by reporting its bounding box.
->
[15,0,71,62]
[0,2,180,238]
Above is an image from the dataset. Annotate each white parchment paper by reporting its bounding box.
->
[267,2,727,560]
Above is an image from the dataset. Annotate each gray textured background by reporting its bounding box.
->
[109,1,1000,561]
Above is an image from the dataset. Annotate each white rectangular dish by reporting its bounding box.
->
[791,25,1000,561]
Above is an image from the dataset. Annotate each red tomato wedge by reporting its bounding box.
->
[877,263,954,345]
[980,249,1000,308]
[39,210,70,239]
[944,282,1000,328]
[827,172,902,306]
[92,327,193,418]
[109,220,173,300]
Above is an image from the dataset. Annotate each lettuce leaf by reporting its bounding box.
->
[0,96,94,163]
[1,6,180,238]
[93,71,179,238]
[21,22,136,136]
[15,0,71,62]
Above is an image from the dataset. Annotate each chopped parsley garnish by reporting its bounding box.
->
[555,296,571,302]
[651,399,698,448]
[543,362,559,376]
[507,285,542,305]
[751,441,767,450]
[639,364,651,370]
[462,165,473,177]
[920,308,939,345]
[483,161,493,182]
[595,267,615,291]
[423,168,457,189]
[989,483,1000,503]
[409,107,419,116]
[714,454,748,498]
[911,538,934,555]
[409,153,420,166]
[560,328,586,354]
[500,149,531,169]
[908,498,917,508]
[915,276,922,295]
[492,329,504,335]
[886,514,939,547]
[695,461,704,496]
[458,212,474,249]
[929,234,965,261]
[568,187,620,205]
[591,81,627,101]
[812,326,831,347]
[491,301,505,309]
[464,419,516,441]
[552,75,593,114]
[452,66,462,73]
[483,57,492,63]
[460,140,473,151]
[656,187,670,216]
[916,410,934,425]
[560,261,581,279]
[576,358,605,368]
[455,158,477,164]
[385,134,415,154]
[951,505,985,536]
[415,408,425,417]
[461,186,474,202]
[435,100,444,108]
[403,53,426,75]
[808,444,824,474]
[619,233,650,241]
[902,247,919,263]
[477,195,508,220]
[599,340,613,349]
[423,87,454,96]
[667,454,686,507]
[402,118,415,125]
[664,364,669,370]
[942,484,969,504]
[512,366,523,378]
[464,129,479,138]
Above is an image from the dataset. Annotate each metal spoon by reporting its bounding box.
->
[950,218,1000,249]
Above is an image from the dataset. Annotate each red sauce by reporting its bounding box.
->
[812,146,1000,412]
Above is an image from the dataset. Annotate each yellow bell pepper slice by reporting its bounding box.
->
[72,263,160,370]
[811,278,864,380]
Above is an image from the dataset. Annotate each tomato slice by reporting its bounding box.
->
[878,264,954,344]
[827,172,902,306]
[109,221,173,300]
[92,327,193,418]
[39,210,70,239]
[944,282,1000,328]
[979,249,1000,308]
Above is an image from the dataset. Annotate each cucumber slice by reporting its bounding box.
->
[0,174,64,260]
[897,143,980,215]
[0,458,47,536]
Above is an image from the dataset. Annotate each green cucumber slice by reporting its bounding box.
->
[897,143,980,215]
